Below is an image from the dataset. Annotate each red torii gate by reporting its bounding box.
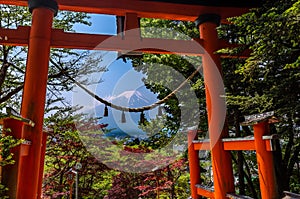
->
[0,0,279,198]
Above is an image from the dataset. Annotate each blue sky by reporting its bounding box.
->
[74,14,116,35]
[73,14,146,97]
[71,14,159,135]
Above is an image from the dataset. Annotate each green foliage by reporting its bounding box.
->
[43,109,111,198]
[0,5,105,113]
[136,2,300,196]
[88,170,118,199]
[0,184,9,199]
[0,131,22,197]
[226,0,299,75]
[140,18,199,39]
[108,158,189,199]
[226,93,273,113]
[132,56,206,134]
[0,134,21,166]
[1,1,299,197]
[174,173,190,199]
[0,7,106,196]
[133,18,206,135]
[219,0,300,194]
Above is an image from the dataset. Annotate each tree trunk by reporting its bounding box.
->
[234,109,246,194]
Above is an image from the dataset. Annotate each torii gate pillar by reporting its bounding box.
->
[197,14,235,198]
[16,1,58,198]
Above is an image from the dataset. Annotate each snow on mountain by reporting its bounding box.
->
[105,90,151,106]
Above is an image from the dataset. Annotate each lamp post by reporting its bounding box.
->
[72,170,78,199]
[67,170,75,199]
[66,169,78,199]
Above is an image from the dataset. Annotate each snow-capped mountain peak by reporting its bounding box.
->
[105,90,151,105]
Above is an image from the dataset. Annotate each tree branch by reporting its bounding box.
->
[0,84,23,104]
[0,46,10,89]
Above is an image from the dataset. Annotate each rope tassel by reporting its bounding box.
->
[158,106,163,116]
[139,111,147,125]
[104,105,108,117]
[121,111,126,123]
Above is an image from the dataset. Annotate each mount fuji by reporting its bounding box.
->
[96,87,159,138]
[105,90,152,107]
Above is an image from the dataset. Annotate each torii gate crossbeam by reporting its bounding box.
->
[0,26,250,57]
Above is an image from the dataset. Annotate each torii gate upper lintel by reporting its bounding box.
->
[0,0,261,21]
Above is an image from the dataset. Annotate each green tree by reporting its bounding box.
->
[107,158,189,199]
[0,132,22,198]
[0,5,105,111]
[132,18,207,135]
[0,5,106,197]
[43,108,115,198]
[134,2,299,196]
[219,0,300,195]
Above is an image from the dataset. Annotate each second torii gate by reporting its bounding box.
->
[0,0,273,198]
